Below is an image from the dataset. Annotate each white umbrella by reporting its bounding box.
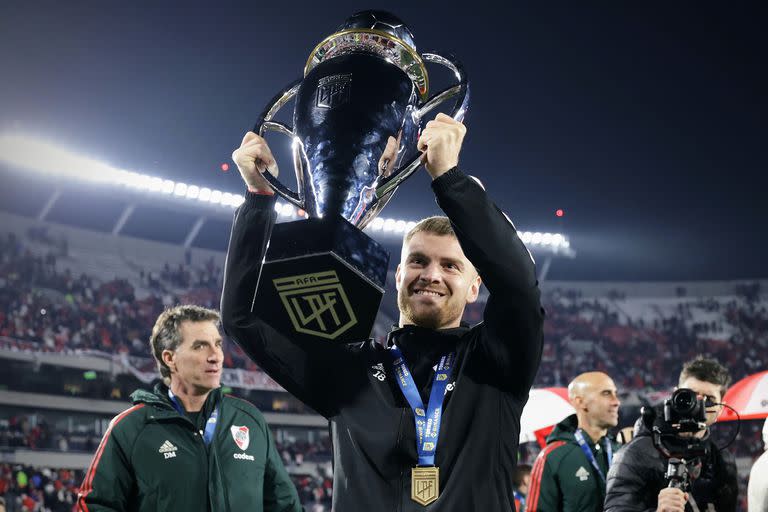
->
[520,387,575,444]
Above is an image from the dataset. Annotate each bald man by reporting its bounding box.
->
[527,372,621,512]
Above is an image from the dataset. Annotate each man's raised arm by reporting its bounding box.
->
[420,114,544,396]
[220,132,358,418]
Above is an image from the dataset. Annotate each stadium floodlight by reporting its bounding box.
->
[0,134,124,185]
[0,133,573,249]
[149,177,163,192]
[186,185,200,199]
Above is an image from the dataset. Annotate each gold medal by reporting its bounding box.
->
[411,466,439,506]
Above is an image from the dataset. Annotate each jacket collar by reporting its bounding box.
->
[386,323,469,348]
[131,382,222,418]
[386,323,468,367]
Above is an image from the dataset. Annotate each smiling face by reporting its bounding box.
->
[395,232,481,330]
[570,372,621,431]
[162,320,223,395]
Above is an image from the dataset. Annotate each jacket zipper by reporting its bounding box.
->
[154,414,212,510]
[396,407,406,512]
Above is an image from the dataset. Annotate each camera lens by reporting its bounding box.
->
[673,389,696,413]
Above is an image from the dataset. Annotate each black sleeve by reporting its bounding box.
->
[604,440,660,512]
[220,192,362,418]
[431,169,544,396]
[714,447,739,511]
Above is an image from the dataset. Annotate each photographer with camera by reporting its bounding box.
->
[604,357,738,512]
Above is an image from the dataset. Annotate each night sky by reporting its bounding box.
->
[1,2,765,281]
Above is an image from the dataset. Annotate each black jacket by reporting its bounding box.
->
[604,414,738,512]
[221,169,544,512]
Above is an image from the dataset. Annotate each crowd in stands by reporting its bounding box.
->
[293,473,333,511]
[2,228,767,510]
[0,464,82,512]
[0,461,336,512]
[0,415,99,454]
[459,286,768,395]
[6,228,765,397]
[0,231,255,374]
[279,436,333,467]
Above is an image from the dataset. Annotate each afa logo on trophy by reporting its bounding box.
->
[316,74,352,109]
[274,270,357,339]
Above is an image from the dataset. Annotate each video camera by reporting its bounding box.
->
[663,388,708,433]
[641,388,711,491]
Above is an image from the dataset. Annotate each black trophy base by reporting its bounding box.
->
[252,216,390,344]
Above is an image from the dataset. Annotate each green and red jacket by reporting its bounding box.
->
[527,414,619,512]
[77,384,301,512]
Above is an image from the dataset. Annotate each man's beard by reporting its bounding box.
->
[397,288,464,330]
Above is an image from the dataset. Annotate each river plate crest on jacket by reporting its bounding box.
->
[231,425,250,451]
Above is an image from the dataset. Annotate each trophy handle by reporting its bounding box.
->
[252,80,312,213]
[373,52,470,200]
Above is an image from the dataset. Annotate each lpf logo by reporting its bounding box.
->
[274,270,357,339]
[316,74,352,109]
[412,467,439,506]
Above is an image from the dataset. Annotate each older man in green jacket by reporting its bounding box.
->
[77,305,301,512]
[527,372,621,512]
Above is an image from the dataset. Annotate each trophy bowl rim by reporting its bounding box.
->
[304,28,429,100]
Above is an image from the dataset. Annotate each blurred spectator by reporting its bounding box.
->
[0,464,81,512]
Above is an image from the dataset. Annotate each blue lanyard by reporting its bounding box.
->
[390,346,455,466]
[168,389,219,446]
[573,429,613,483]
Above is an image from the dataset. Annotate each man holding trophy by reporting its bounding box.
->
[221,10,543,511]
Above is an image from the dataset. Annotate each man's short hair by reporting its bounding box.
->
[512,464,532,487]
[679,356,731,397]
[150,305,220,382]
[403,216,455,245]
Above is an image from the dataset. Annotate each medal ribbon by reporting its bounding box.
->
[573,429,613,483]
[168,389,219,446]
[390,346,455,466]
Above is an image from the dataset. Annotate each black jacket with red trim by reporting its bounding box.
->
[221,168,545,512]
[77,384,300,512]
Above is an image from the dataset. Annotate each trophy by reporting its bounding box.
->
[252,10,469,344]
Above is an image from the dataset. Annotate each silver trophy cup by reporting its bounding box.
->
[250,10,469,344]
